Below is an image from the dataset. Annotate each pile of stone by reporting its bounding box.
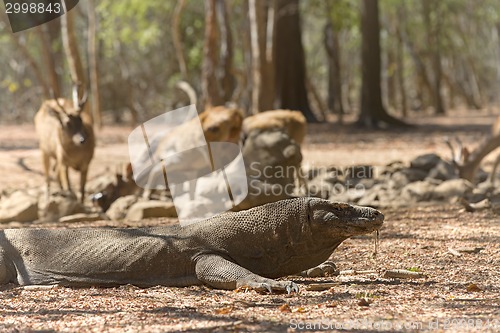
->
[308,153,500,212]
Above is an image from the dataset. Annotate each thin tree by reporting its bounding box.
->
[324,20,344,123]
[61,3,91,121]
[357,0,406,127]
[201,0,234,108]
[249,0,275,113]
[87,0,101,128]
[422,0,445,114]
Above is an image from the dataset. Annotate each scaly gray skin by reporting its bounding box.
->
[0,198,383,293]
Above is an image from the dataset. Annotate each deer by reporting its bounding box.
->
[34,85,95,203]
[446,115,500,185]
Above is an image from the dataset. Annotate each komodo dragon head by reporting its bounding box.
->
[307,198,384,238]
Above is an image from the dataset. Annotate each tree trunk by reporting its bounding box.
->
[249,0,262,114]
[37,25,60,98]
[386,44,397,112]
[87,0,101,128]
[249,0,275,113]
[422,0,445,115]
[324,21,344,123]
[202,0,234,108]
[61,3,90,120]
[399,24,433,111]
[216,0,235,102]
[273,0,317,122]
[358,0,406,127]
[261,1,276,111]
[395,7,407,117]
[202,0,223,107]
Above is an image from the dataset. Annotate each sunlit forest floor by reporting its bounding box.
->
[0,111,499,332]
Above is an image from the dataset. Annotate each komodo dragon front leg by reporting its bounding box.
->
[195,255,299,293]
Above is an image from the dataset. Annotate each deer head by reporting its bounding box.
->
[50,84,90,146]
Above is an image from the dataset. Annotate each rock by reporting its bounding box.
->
[475,168,489,184]
[306,177,337,199]
[38,191,84,222]
[388,171,411,190]
[410,153,443,171]
[306,166,324,181]
[357,190,381,207]
[467,181,495,203]
[380,161,406,176]
[357,184,395,208]
[106,195,139,221]
[432,179,473,201]
[125,200,177,221]
[345,165,374,181]
[428,160,457,181]
[401,168,428,182]
[0,191,38,223]
[329,186,367,204]
[401,181,436,202]
[59,213,103,223]
[355,178,378,190]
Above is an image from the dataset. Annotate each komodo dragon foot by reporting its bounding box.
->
[299,261,339,278]
[195,254,299,294]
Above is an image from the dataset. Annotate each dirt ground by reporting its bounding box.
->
[0,112,499,332]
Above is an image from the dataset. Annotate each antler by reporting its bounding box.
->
[72,82,88,113]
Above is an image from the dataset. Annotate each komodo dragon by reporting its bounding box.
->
[0,198,383,293]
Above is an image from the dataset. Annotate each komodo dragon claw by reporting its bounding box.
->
[286,282,299,294]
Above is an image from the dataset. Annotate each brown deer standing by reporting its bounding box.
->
[35,86,95,203]
[447,115,500,184]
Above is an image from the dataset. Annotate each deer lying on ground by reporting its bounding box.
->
[447,115,500,184]
[35,86,95,203]
[91,163,141,212]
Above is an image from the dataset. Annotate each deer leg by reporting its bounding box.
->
[58,162,71,193]
[80,168,88,204]
[41,153,51,199]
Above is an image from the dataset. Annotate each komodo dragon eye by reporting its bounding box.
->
[324,212,337,221]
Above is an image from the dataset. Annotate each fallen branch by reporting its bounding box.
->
[382,269,426,279]
[339,270,378,275]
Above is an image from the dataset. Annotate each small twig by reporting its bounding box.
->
[448,247,463,257]
[305,282,340,291]
[22,285,58,290]
[382,269,426,279]
[339,270,378,275]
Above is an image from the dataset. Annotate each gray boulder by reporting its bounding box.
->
[106,195,139,221]
[410,153,443,172]
[401,181,436,202]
